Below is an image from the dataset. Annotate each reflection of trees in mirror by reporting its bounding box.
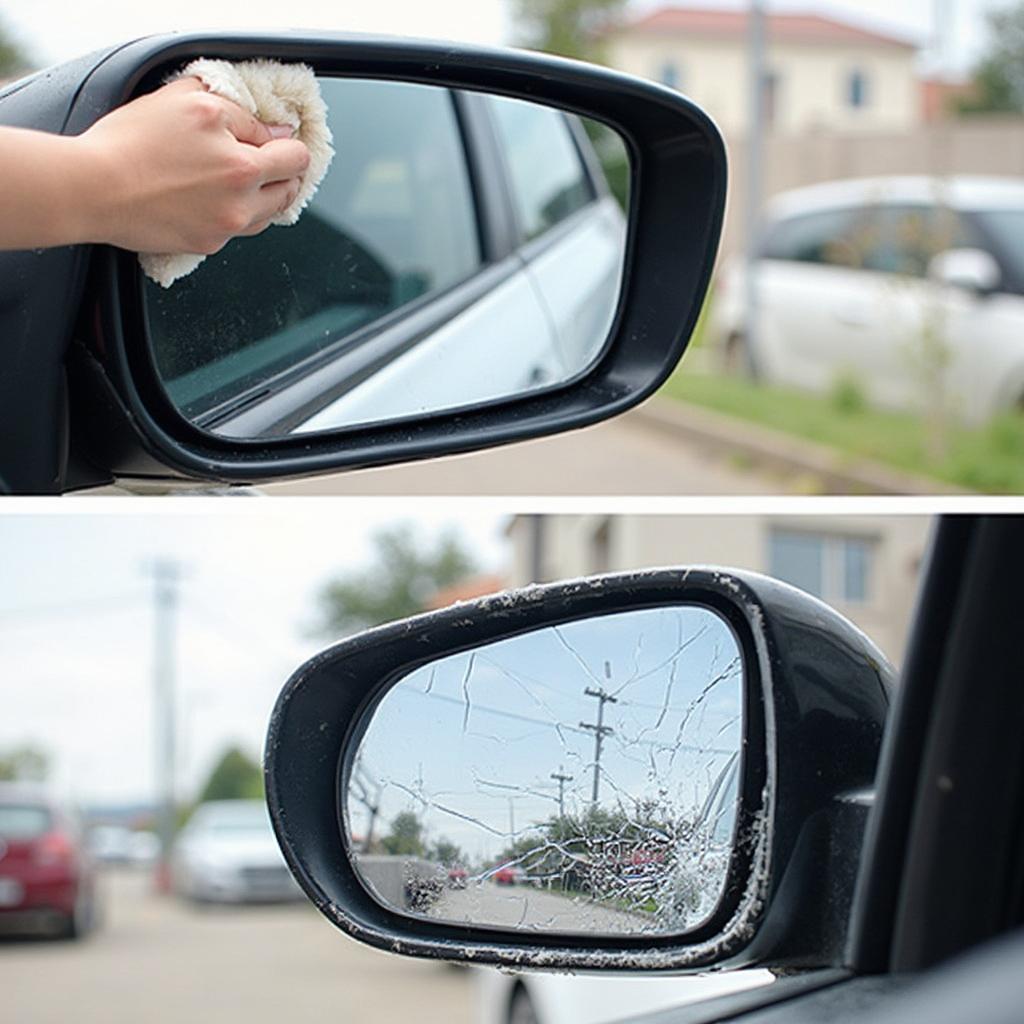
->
[347,605,745,936]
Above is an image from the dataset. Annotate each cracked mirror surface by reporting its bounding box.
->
[145,77,629,440]
[345,605,744,937]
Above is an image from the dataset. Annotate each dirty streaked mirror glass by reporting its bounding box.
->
[144,77,630,440]
[345,605,744,937]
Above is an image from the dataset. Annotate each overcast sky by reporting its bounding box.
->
[0,0,1008,78]
[0,505,507,808]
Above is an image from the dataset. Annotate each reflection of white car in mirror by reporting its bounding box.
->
[714,176,1024,424]
[171,800,301,904]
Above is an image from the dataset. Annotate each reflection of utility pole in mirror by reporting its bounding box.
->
[580,672,618,807]
[550,768,573,818]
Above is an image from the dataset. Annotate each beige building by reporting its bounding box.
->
[507,515,931,665]
[604,6,920,135]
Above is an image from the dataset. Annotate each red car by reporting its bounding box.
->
[492,865,525,886]
[0,783,98,939]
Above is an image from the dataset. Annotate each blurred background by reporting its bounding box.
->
[0,509,932,1022]
[5,1,1024,493]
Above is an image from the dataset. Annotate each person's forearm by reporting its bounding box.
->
[0,126,110,249]
[0,79,310,256]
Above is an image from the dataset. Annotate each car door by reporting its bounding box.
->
[755,203,874,393]
[485,94,628,377]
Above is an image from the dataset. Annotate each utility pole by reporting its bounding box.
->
[149,559,181,891]
[744,0,767,371]
[550,768,573,818]
[580,678,617,807]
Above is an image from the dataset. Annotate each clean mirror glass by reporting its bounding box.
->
[145,77,630,439]
[346,605,744,937]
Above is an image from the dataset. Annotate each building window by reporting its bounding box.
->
[847,69,869,109]
[768,529,875,604]
[658,61,682,90]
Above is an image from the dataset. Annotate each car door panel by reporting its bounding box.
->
[293,266,558,433]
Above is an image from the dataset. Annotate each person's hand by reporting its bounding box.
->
[71,77,312,254]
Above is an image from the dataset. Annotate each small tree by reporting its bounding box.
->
[0,18,32,79]
[381,810,426,856]
[0,745,48,782]
[956,2,1024,114]
[197,745,263,803]
[313,525,477,636]
[512,0,627,63]
[429,837,464,867]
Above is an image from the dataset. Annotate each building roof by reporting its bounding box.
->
[614,6,918,50]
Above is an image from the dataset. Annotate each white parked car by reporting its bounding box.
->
[714,176,1024,425]
[171,800,301,904]
[474,967,775,1024]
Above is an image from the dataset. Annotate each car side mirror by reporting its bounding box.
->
[928,248,1001,296]
[265,568,892,972]
[0,32,726,492]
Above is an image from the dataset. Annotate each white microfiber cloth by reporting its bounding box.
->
[139,58,335,288]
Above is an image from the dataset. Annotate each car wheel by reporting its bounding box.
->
[508,985,541,1024]
[723,332,759,380]
[61,888,96,940]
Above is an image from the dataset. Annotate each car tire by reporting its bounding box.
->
[508,985,541,1024]
[61,888,96,940]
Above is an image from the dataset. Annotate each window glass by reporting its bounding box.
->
[0,805,51,838]
[488,96,594,241]
[760,207,859,265]
[972,209,1024,293]
[146,78,482,424]
[763,203,981,277]
[843,538,872,603]
[770,530,875,605]
[769,530,824,597]
[847,69,869,108]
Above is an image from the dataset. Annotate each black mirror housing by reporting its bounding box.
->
[0,32,727,492]
[266,568,892,973]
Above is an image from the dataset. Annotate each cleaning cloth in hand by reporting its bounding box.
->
[139,58,334,288]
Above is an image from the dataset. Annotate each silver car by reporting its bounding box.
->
[171,800,300,904]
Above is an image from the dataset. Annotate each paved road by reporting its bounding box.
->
[430,882,648,933]
[265,408,784,495]
[0,870,474,1024]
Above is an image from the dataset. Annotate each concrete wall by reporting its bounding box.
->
[508,515,931,666]
[720,117,1024,258]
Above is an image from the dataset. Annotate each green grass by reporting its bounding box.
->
[662,368,1024,493]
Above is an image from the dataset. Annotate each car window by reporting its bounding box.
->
[856,204,983,277]
[145,78,483,424]
[971,209,1024,292]
[488,95,595,242]
[760,206,861,265]
[0,804,51,838]
[763,203,985,278]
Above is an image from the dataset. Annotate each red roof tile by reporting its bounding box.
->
[617,7,917,49]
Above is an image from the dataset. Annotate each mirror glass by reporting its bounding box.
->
[144,77,630,439]
[345,605,744,937]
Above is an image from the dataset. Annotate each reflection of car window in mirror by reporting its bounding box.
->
[144,78,630,441]
[345,605,744,938]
